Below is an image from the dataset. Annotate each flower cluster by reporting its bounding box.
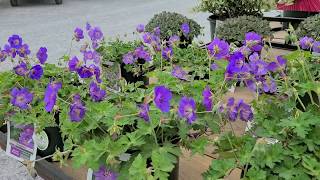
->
[207,38,229,60]
[225,32,286,94]
[299,36,320,53]
[221,97,253,122]
[142,27,161,52]
[122,46,151,64]
[10,87,33,110]
[18,125,34,149]
[89,81,106,102]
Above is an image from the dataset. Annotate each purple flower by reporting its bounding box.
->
[68,56,81,71]
[89,27,104,41]
[10,87,33,110]
[123,52,137,65]
[77,66,94,78]
[268,55,287,72]
[249,52,260,62]
[154,86,172,113]
[93,165,118,180]
[86,22,91,31]
[44,82,62,112]
[162,47,173,60]
[13,62,28,76]
[202,86,213,111]
[238,46,252,57]
[227,52,245,73]
[154,27,161,36]
[0,49,8,62]
[312,41,320,53]
[181,23,190,36]
[74,28,84,41]
[210,63,219,71]
[237,100,253,122]
[262,78,277,93]
[245,79,257,92]
[134,46,151,62]
[171,65,187,80]
[83,50,95,62]
[4,44,17,58]
[93,65,102,83]
[37,47,48,64]
[89,81,106,102]
[178,97,197,124]
[29,65,43,80]
[136,24,145,33]
[143,32,153,44]
[138,104,150,122]
[168,35,180,46]
[69,94,86,122]
[245,32,263,52]
[207,38,229,60]
[250,60,268,76]
[17,44,31,58]
[299,36,314,50]
[8,35,23,49]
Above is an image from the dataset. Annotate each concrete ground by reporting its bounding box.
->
[0,0,210,71]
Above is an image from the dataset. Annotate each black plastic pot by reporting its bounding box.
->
[0,124,7,133]
[296,91,320,112]
[208,15,226,40]
[282,11,317,29]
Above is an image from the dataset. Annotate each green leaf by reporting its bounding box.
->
[189,137,209,155]
[302,155,320,177]
[203,159,236,180]
[129,154,147,179]
[245,167,266,180]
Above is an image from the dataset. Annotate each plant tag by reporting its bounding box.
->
[6,121,37,166]
[87,168,93,180]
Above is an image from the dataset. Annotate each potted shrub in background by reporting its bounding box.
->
[296,14,320,40]
[216,15,273,46]
[194,0,274,39]
[145,11,202,48]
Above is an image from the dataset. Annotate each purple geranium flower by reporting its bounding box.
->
[207,38,229,59]
[181,23,190,36]
[202,86,213,111]
[89,27,104,41]
[122,52,137,65]
[154,27,161,36]
[0,49,8,62]
[37,47,48,64]
[29,65,43,80]
[143,32,153,44]
[154,86,172,113]
[249,52,260,62]
[178,97,197,124]
[44,82,62,112]
[312,41,320,53]
[68,56,81,72]
[168,35,180,46]
[162,47,173,60]
[83,50,95,62]
[250,60,268,76]
[10,87,33,110]
[171,65,187,80]
[69,94,86,122]
[93,165,118,180]
[134,46,151,62]
[299,36,314,50]
[77,66,94,78]
[237,100,253,122]
[74,27,84,42]
[138,103,150,122]
[8,35,23,49]
[210,63,219,71]
[245,32,263,52]
[14,62,28,76]
[238,46,252,57]
[136,24,145,33]
[4,44,17,58]
[227,52,245,73]
[262,78,277,93]
[89,81,106,102]
[17,44,31,58]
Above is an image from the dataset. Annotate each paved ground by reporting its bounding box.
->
[0,0,210,71]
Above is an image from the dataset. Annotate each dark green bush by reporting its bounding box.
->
[216,15,272,44]
[297,14,320,40]
[145,11,201,41]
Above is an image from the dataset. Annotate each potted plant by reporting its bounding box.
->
[203,33,320,179]
[194,0,274,39]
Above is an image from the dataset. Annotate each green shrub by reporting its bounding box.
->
[145,11,201,41]
[216,15,272,44]
[297,14,320,40]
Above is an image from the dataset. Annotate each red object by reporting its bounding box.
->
[277,0,320,12]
